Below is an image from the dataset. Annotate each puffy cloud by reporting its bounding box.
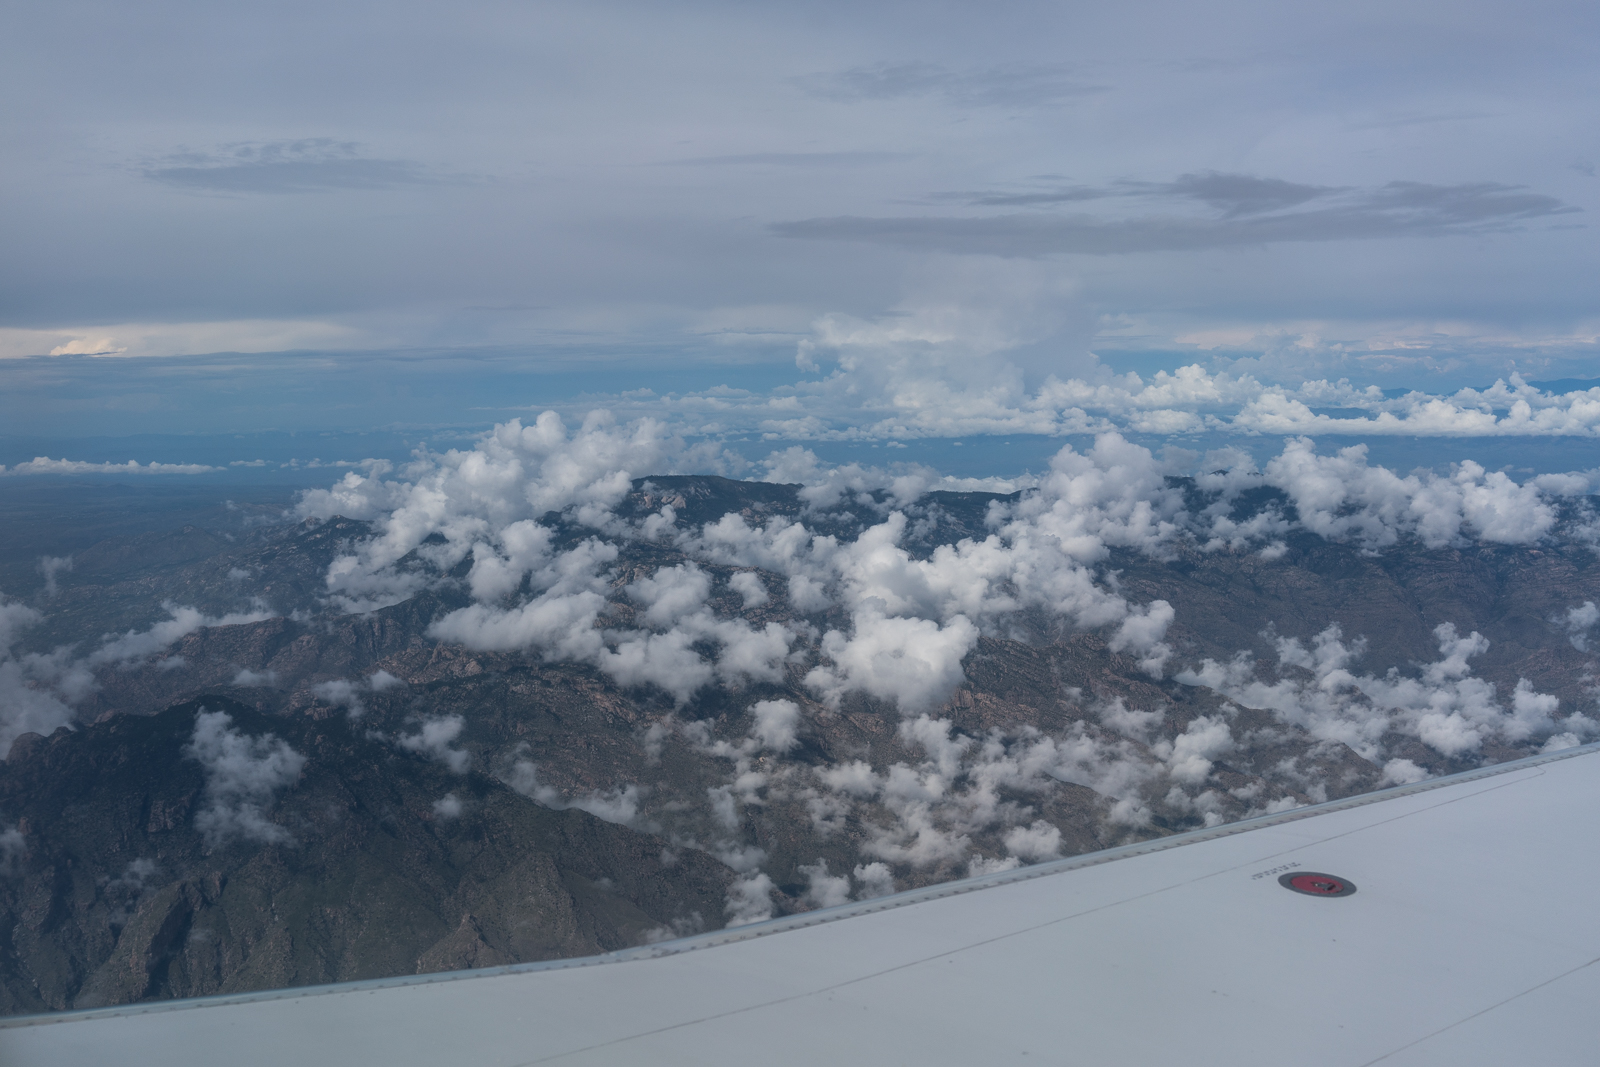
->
[38,556,72,599]
[1109,600,1177,678]
[761,446,1031,513]
[824,714,1163,873]
[727,571,769,608]
[467,520,555,602]
[368,670,402,691]
[307,671,399,714]
[1563,602,1599,651]
[0,595,85,757]
[1263,439,1557,550]
[88,603,276,668]
[1157,716,1235,786]
[816,760,879,797]
[297,410,737,612]
[105,858,159,895]
[432,793,464,819]
[277,406,1600,909]
[430,587,610,661]
[706,785,740,832]
[1002,820,1063,862]
[595,629,717,703]
[798,859,852,909]
[432,535,796,705]
[627,564,711,629]
[396,715,470,773]
[1506,678,1563,744]
[1048,727,1162,827]
[184,710,306,847]
[1006,432,1186,562]
[47,337,126,356]
[0,668,63,748]
[0,827,24,877]
[565,784,642,826]
[1097,697,1163,742]
[968,854,1024,876]
[574,306,1600,444]
[358,421,1226,727]
[311,678,364,716]
[1542,732,1586,753]
[852,862,897,899]
[1178,622,1592,761]
[724,872,776,926]
[505,760,643,826]
[806,610,979,712]
[749,699,802,753]
[0,597,42,653]
[1379,759,1428,786]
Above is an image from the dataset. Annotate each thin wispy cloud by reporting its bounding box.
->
[1129,173,1339,217]
[956,187,1114,207]
[774,174,1579,256]
[796,62,1109,108]
[658,152,909,167]
[1342,110,1499,132]
[144,139,432,194]
[948,175,1336,213]
[0,458,220,476]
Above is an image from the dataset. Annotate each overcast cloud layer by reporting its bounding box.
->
[3,0,1598,406]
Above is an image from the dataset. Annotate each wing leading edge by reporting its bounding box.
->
[4,742,1598,1066]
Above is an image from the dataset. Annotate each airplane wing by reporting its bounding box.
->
[4,742,1597,1066]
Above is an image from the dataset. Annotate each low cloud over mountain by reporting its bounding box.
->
[5,410,1600,1011]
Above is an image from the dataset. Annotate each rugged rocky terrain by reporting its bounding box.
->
[3,459,1599,1013]
[0,698,732,1014]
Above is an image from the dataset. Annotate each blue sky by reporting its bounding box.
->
[3,0,1598,471]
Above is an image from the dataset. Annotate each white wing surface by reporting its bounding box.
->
[5,743,1597,1067]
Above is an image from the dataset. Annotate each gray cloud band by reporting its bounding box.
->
[795,61,1110,108]
[142,139,433,194]
[774,181,1577,256]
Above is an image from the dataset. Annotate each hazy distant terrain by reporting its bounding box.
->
[4,425,1600,1011]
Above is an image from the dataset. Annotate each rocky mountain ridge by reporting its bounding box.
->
[4,470,1599,1012]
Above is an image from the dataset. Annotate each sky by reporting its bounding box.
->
[3,0,1599,465]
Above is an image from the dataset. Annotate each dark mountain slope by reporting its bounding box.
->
[0,698,733,1014]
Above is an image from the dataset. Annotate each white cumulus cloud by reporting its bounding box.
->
[185,710,306,847]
